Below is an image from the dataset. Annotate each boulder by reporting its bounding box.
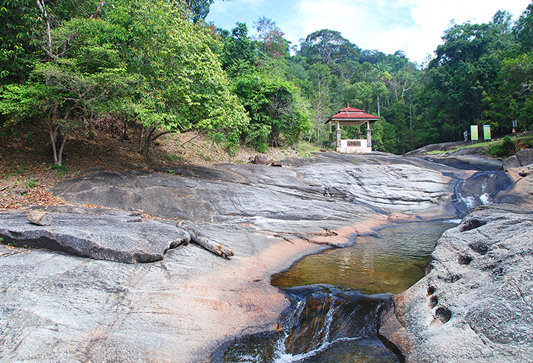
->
[253,155,271,165]
[379,204,533,362]
[517,148,533,167]
[50,154,460,224]
[502,155,520,170]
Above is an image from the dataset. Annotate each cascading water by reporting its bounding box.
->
[211,221,455,363]
[212,286,397,363]
[451,171,513,216]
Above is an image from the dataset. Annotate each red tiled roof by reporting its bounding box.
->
[329,107,380,121]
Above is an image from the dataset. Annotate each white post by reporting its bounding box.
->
[336,122,341,150]
[366,121,372,150]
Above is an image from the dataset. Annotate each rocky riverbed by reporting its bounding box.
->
[379,204,533,363]
[0,151,531,362]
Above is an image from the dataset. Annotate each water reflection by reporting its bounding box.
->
[272,221,455,295]
[211,220,457,362]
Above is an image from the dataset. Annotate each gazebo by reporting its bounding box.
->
[325,107,380,153]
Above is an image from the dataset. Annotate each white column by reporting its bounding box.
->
[366,121,372,150]
[336,122,341,150]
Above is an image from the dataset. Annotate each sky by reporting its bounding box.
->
[206,0,532,65]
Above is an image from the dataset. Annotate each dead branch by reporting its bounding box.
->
[89,0,105,20]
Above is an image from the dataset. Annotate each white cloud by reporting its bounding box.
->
[208,0,532,64]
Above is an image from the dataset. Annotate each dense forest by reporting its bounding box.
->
[1,0,533,164]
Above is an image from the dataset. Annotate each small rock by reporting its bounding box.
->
[253,155,271,165]
[27,211,52,226]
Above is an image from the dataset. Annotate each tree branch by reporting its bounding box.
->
[89,1,105,20]
[36,0,53,58]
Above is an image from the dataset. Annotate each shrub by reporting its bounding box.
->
[488,135,516,157]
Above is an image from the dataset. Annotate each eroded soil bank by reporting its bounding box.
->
[0,152,525,362]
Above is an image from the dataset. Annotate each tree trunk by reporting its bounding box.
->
[187,228,234,258]
[36,0,54,59]
[139,126,154,158]
[49,125,59,165]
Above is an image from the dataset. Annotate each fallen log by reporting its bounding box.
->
[177,223,234,258]
[27,211,52,226]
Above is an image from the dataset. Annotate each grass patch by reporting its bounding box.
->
[294,141,321,157]
[48,164,69,175]
[25,179,37,189]
[163,152,180,162]
[424,149,452,155]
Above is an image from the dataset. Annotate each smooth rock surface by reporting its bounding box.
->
[52,153,463,223]
[0,153,496,362]
[517,148,533,167]
[379,204,533,362]
[0,211,190,263]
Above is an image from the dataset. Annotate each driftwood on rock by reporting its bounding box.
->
[27,211,52,226]
[178,223,234,258]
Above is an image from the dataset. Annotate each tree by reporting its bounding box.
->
[514,3,533,52]
[1,0,249,162]
[169,0,213,23]
[219,23,258,77]
[422,12,516,140]
[254,16,289,59]
[233,73,311,151]
[299,29,360,65]
[0,16,138,165]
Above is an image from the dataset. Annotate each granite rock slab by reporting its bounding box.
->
[0,211,190,263]
[379,204,533,362]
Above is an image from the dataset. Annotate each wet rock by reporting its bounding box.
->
[0,211,190,263]
[451,171,512,215]
[380,204,533,362]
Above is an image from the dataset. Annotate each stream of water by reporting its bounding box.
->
[212,169,513,362]
[213,220,457,363]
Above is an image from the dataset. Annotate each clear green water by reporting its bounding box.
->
[271,220,457,295]
[213,220,458,362]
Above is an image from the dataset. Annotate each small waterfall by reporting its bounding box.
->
[452,171,513,216]
[211,285,398,363]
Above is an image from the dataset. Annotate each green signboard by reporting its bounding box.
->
[470,125,478,141]
[483,125,491,140]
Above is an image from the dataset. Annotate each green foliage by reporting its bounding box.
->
[488,135,516,157]
[219,23,258,77]
[233,73,311,149]
[25,179,36,189]
[372,118,397,154]
[48,163,68,174]
[3,0,533,160]
[520,135,533,148]
[1,0,249,161]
